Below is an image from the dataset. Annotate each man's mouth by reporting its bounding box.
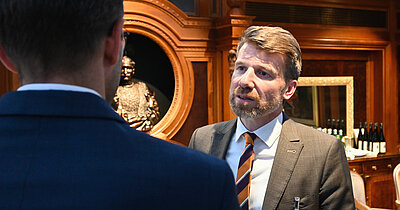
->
[237,94,254,101]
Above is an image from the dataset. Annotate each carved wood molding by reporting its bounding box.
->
[253,22,391,49]
[123,0,213,140]
[124,0,212,29]
[215,15,254,50]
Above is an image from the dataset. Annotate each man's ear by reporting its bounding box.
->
[283,79,298,100]
[0,44,18,73]
[104,18,124,66]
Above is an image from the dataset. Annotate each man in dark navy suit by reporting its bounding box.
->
[0,1,239,209]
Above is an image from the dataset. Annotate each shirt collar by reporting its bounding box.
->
[234,113,283,147]
[17,83,101,97]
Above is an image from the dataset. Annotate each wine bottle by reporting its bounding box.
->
[357,122,364,150]
[327,119,332,135]
[332,119,337,137]
[379,123,386,154]
[338,129,344,144]
[363,122,369,151]
[340,119,346,136]
[372,123,380,153]
[368,122,373,151]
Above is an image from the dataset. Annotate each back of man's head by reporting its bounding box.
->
[0,0,124,81]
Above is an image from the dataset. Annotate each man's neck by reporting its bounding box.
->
[19,64,106,100]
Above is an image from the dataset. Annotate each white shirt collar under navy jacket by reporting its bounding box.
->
[18,83,101,97]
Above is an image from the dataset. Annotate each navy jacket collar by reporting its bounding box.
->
[0,90,125,124]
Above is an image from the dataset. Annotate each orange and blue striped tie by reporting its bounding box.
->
[236,132,256,210]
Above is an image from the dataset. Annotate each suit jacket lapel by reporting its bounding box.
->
[263,117,304,210]
[209,119,237,159]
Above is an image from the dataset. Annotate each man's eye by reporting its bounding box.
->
[236,66,246,71]
[257,70,272,79]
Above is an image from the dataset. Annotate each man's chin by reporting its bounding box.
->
[232,102,278,119]
[232,106,257,119]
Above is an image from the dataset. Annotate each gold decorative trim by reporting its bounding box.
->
[298,76,354,137]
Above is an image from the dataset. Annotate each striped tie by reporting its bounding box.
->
[236,132,256,210]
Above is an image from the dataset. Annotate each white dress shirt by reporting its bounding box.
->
[17,83,101,97]
[226,113,283,210]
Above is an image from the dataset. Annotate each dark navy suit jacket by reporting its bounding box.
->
[0,90,239,209]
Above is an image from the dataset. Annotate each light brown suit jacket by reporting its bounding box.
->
[189,114,355,210]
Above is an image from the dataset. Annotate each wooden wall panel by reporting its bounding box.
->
[301,49,385,128]
[172,62,209,145]
[396,45,400,148]
[0,63,18,97]
[302,60,367,128]
[0,65,9,96]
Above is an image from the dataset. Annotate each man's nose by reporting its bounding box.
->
[238,68,255,89]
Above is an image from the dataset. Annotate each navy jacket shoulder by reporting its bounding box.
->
[0,90,239,209]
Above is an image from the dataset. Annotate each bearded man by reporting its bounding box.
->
[189,26,355,210]
[0,0,239,209]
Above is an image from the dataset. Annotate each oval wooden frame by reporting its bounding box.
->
[123,27,190,140]
[123,0,211,140]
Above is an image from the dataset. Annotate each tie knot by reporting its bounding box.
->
[243,132,256,145]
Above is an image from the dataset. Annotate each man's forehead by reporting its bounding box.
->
[239,42,281,56]
[237,43,285,65]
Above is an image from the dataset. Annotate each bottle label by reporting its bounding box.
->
[373,142,380,153]
[380,142,386,153]
[363,141,368,151]
[358,140,363,150]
